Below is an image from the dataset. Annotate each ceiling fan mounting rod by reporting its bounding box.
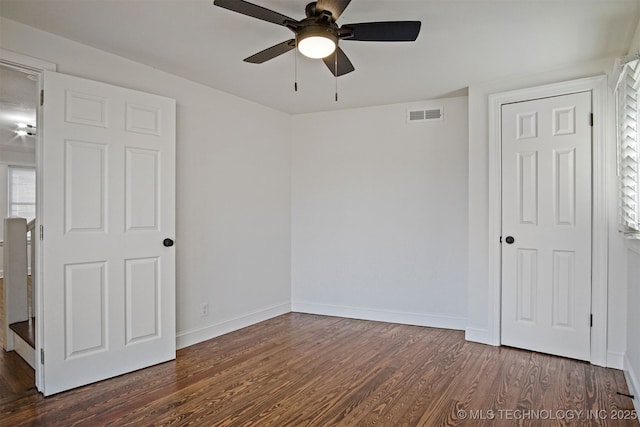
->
[305,2,335,21]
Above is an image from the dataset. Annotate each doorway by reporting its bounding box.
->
[487,76,609,366]
[0,61,40,389]
[1,50,177,395]
[500,91,592,361]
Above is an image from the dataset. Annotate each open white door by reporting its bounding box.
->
[501,91,592,361]
[41,70,176,395]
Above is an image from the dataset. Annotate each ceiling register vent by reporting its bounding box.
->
[407,107,443,123]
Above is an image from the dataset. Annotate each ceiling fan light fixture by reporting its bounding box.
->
[297,26,337,59]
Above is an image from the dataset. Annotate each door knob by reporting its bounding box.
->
[163,238,174,247]
[505,236,515,244]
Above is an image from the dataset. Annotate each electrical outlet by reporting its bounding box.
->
[201,303,209,317]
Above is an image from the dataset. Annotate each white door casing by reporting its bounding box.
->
[500,91,592,361]
[0,50,56,391]
[42,70,176,395]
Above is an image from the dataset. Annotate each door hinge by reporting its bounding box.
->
[589,113,594,127]
[590,314,593,327]
[40,225,44,240]
[40,348,44,364]
[40,89,44,106]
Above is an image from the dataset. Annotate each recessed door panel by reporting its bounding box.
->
[125,257,160,344]
[517,249,537,323]
[552,250,575,329]
[64,140,107,233]
[553,106,576,136]
[65,91,108,128]
[518,152,538,225]
[126,148,159,231]
[64,262,107,358]
[517,112,537,140]
[554,149,576,227]
[126,103,161,136]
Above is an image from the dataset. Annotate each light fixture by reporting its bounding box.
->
[297,25,337,59]
[15,123,36,137]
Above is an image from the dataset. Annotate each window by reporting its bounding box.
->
[617,59,640,236]
[8,166,36,222]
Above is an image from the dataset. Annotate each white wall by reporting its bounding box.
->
[291,97,468,329]
[466,58,629,368]
[0,18,292,348]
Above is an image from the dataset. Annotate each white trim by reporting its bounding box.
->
[608,350,626,370]
[0,144,35,154]
[464,327,492,343]
[0,49,56,72]
[628,239,640,255]
[292,301,467,330]
[625,354,640,413]
[0,50,56,393]
[487,75,609,366]
[175,302,291,350]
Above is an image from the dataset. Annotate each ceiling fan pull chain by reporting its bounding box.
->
[294,40,299,92]
[335,51,338,102]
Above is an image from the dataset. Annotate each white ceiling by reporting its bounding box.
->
[0,64,37,153]
[1,0,639,114]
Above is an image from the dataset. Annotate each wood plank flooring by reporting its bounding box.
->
[0,313,637,426]
[0,347,35,400]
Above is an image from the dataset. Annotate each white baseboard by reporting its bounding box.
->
[465,326,499,346]
[624,354,640,412]
[291,301,466,330]
[176,302,291,350]
[607,350,625,370]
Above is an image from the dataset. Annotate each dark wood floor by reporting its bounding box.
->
[0,313,637,426]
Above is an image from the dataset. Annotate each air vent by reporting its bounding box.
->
[407,107,443,123]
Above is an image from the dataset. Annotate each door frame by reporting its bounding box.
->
[487,75,609,366]
[0,49,56,391]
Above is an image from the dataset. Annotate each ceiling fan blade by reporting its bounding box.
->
[316,0,352,20]
[340,21,421,41]
[322,47,355,77]
[213,0,295,26]
[244,39,296,63]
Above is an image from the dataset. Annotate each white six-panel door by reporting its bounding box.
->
[41,70,176,395]
[501,91,592,361]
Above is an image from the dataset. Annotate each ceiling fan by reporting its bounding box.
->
[213,0,422,77]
